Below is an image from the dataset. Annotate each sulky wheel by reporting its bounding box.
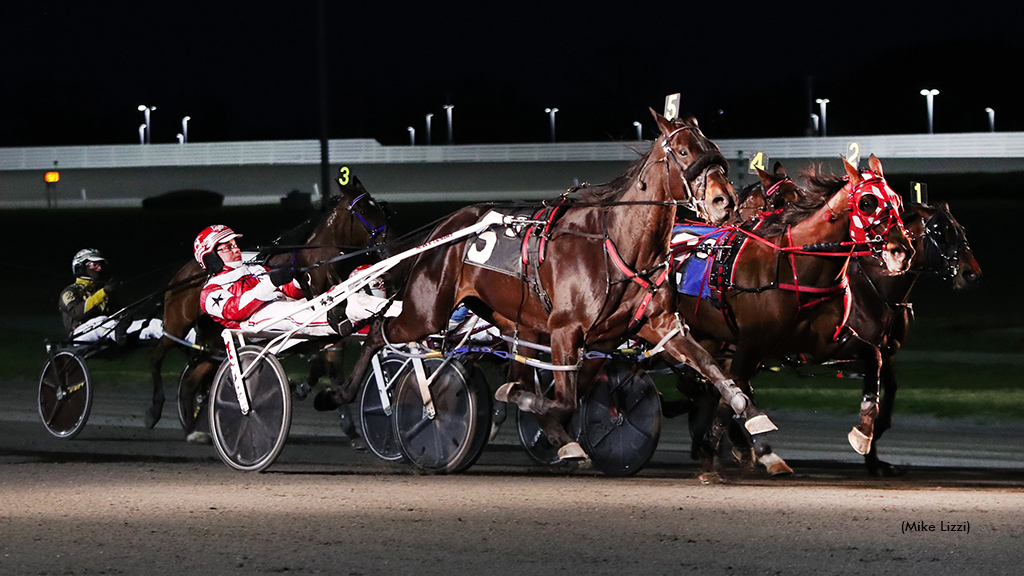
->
[451,360,492,474]
[515,368,582,465]
[579,360,662,477]
[38,350,93,439]
[392,357,480,474]
[208,346,292,472]
[358,353,412,462]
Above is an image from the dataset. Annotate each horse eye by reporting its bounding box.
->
[858,195,878,212]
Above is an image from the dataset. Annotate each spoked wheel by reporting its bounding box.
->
[392,357,481,474]
[579,360,662,477]
[208,346,291,472]
[515,368,581,465]
[38,350,93,439]
[358,353,411,462]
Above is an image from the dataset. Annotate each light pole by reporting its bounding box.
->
[985,107,995,132]
[181,116,190,143]
[544,107,558,142]
[815,98,829,136]
[138,124,146,145]
[137,105,156,144]
[633,121,642,141]
[920,89,939,134]
[443,104,454,144]
[407,126,415,146]
[425,113,433,145]
[176,133,184,144]
[810,113,820,136]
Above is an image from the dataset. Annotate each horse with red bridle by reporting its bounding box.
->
[147,173,391,436]
[672,155,915,477]
[314,111,773,464]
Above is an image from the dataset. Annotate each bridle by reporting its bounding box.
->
[848,173,906,250]
[920,207,966,280]
[346,192,389,246]
[646,124,731,221]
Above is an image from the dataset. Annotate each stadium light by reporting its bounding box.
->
[920,89,939,134]
[425,113,433,145]
[985,107,995,132]
[544,107,559,143]
[815,98,829,136]
[633,121,642,141]
[137,105,156,144]
[182,116,191,143]
[443,104,454,144]
[138,123,146,145]
[810,113,820,135]
[407,126,415,146]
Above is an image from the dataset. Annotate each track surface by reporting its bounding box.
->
[3,378,1024,575]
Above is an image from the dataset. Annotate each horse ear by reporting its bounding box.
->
[755,168,774,188]
[842,157,862,184]
[773,162,787,177]
[650,107,674,135]
[868,154,884,178]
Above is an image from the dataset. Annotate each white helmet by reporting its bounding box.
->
[72,248,106,277]
[194,224,242,269]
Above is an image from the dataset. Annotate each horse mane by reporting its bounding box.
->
[736,181,762,207]
[575,145,653,203]
[754,166,837,237]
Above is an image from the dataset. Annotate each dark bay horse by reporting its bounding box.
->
[675,155,915,476]
[317,111,773,462]
[147,174,390,433]
[837,200,982,475]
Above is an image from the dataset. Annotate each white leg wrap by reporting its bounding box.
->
[848,427,873,455]
[758,452,793,476]
[744,414,778,435]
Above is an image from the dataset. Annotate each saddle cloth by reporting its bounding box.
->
[671,225,731,299]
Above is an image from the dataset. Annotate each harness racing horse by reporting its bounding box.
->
[314,110,773,466]
[147,174,390,435]
[673,155,914,477]
[836,200,982,475]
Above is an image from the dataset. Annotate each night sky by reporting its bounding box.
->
[3,1,1022,147]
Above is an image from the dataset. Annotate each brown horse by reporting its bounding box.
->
[674,155,915,476]
[147,173,391,433]
[314,110,773,463]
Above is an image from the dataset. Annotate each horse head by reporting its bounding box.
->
[334,173,391,250]
[842,155,914,274]
[903,202,982,289]
[649,110,737,225]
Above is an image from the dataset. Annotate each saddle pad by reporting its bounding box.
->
[462,207,538,278]
[671,224,730,299]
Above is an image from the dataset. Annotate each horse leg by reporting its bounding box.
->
[182,359,217,443]
[847,341,883,456]
[146,337,175,429]
[865,347,904,476]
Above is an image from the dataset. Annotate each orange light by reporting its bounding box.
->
[44,171,60,183]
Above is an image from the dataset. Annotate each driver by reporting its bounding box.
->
[59,249,163,344]
[195,224,340,337]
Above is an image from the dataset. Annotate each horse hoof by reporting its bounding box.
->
[290,380,311,400]
[186,431,212,445]
[349,437,368,451]
[698,471,726,485]
[488,421,503,442]
[144,407,162,430]
[759,452,794,476]
[730,448,757,472]
[848,427,873,455]
[867,461,906,478]
[313,389,341,412]
[494,382,515,402]
[556,442,587,461]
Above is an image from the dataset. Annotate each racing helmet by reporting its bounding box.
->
[72,248,106,277]
[194,224,242,270]
[349,264,385,297]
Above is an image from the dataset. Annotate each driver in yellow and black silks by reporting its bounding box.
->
[59,248,162,344]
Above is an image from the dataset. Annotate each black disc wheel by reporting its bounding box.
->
[392,357,480,474]
[38,350,93,439]
[452,360,492,474]
[580,360,662,477]
[209,346,291,472]
[358,353,411,462]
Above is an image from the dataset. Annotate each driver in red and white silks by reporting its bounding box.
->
[195,225,337,337]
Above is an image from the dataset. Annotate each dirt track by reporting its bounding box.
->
[2,457,1023,576]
